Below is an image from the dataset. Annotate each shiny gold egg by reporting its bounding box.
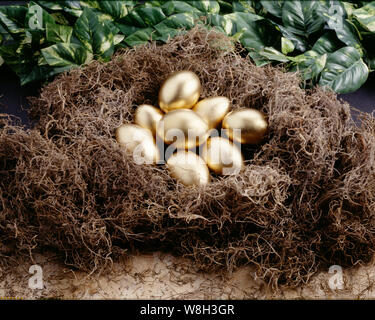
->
[202,137,244,175]
[167,151,210,186]
[156,109,209,149]
[159,70,201,113]
[222,108,268,144]
[193,96,230,129]
[116,124,160,164]
[134,104,163,135]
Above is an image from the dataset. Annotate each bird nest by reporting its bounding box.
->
[1,27,375,288]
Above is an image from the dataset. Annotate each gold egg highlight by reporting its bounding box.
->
[167,151,210,186]
[159,70,201,113]
[134,104,163,135]
[116,124,160,164]
[193,96,230,129]
[157,109,209,150]
[222,108,268,144]
[202,137,244,175]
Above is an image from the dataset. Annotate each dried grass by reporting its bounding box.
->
[1,27,375,288]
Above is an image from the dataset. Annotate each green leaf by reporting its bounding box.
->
[50,12,71,25]
[35,1,64,11]
[343,1,356,17]
[231,1,256,14]
[96,1,135,19]
[209,11,264,39]
[189,1,220,14]
[154,13,198,42]
[37,1,83,17]
[26,2,56,30]
[319,46,369,93]
[225,15,279,51]
[114,34,125,46]
[311,54,328,80]
[311,32,343,55]
[91,11,114,23]
[207,14,232,35]
[161,0,221,17]
[0,24,11,43]
[41,43,93,67]
[143,1,164,8]
[352,1,375,32]
[0,40,66,85]
[257,47,290,62]
[105,20,119,35]
[224,11,264,34]
[291,50,327,81]
[0,42,38,76]
[63,6,83,17]
[74,8,115,60]
[61,1,84,17]
[115,23,141,37]
[276,24,307,52]
[281,37,294,55]
[369,57,375,70]
[119,7,166,28]
[323,2,363,53]
[217,0,233,14]
[161,1,201,16]
[0,0,371,95]
[0,6,28,39]
[79,1,100,10]
[282,0,325,36]
[20,64,70,86]
[0,43,21,64]
[248,51,271,67]
[124,27,154,47]
[0,55,4,67]
[260,0,284,18]
[46,22,73,43]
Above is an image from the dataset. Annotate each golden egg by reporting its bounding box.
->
[156,109,209,150]
[116,124,160,164]
[159,70,201,113]
[222,108,268,144]
[193,96,230,129]
[202,137,244,175]
[134,104,163,135]
[167,151,210,186]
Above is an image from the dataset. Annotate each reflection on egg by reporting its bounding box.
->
[116,124,160,164]
[222,108,268,144]
[193,96,230,129]
[202,137,244,175]
[134,104,163,135]
[159,70,201,113]
[167,151,210,186]
[156,109,209,150]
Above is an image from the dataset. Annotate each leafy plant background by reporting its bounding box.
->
[0,0,373,93]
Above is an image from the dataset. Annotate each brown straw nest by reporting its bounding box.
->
[1,27,375,288]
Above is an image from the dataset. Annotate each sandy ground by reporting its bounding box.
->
[1,251,375,300]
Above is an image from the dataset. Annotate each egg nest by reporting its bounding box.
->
[1,27,375,288]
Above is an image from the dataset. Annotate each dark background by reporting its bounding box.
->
[0,0,374,124]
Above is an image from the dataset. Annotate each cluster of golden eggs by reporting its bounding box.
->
[116,70,268,187]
